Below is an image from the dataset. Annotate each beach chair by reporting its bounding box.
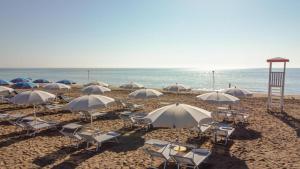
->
[78,131,120,151]
[79,111,107,122]
[144,144,177,169]
[213,123,235,145]
[130,116,152,131]
[59,123,83,148]
[191,124,212,138]
[170,148,211,169]
[234,112,249,125]
[119,112,133,128]
[127,102,144,111]
[16,118,59,136]
[57,95,72,103]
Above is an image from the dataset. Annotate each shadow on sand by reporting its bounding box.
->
[268,110,300,137]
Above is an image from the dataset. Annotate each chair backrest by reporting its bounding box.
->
[144,148,166,160]
[171,155,195,166]
[78,133,96,143]
[217,129,228,137]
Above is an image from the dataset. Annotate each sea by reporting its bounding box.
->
[0,68,299,94]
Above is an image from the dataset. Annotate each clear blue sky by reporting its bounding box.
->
[0,0,299,69]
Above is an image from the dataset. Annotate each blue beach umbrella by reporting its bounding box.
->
[57,80,76,85]
[12,82,38,89]
[0,79,12,86]
[33,79,50,83]
[11,77,31,83]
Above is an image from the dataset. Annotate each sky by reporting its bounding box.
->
[0,0,299,69]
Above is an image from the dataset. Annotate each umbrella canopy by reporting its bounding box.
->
[10,90,55,105]
[57,80,76,85]
[0,86,14,95]
[197,92,240,104]
[163,83,191,92]
[120,82,144,89]
[146,103,212,128]
[221,87,253,98]
[12,82,38,89]
[33,79,50,83]
[129,89,163,99]
[0,79,12,86]
[66,95,115,112]
[85,81,109,87]
[11,77,31,83]
[82,85,111,95]
[43,83,71,91]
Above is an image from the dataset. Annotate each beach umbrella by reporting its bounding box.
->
[129,89,163,99]
[0,79,12,86]
[85,81,109,87]
[197,92,240,105]
[11,77,31,83]
[43,83,71,91]
[66,95,114,125]
[120,82,144,89]
[163,83,191,92]
[33,79,50,83]
[12,82,38,89]
[66,95,115,112]
[10,90,55,118]
[221,87,253,98]
[146,103,212,128]
[82,85,111,95]
[57,80,76,85]
[0,86,14,95]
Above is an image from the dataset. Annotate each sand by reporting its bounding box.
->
[0,88,299,169]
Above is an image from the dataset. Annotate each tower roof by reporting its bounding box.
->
[267,57,289,62]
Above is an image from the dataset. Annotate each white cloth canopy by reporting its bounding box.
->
[120,82,144,89]
[221,87,253,98]
[82,85,111,95]
[0,86,14,95]
[129,89,163,99]
[43,83,71,91]
[197,92,240,104]
[85,81,109,87]
[10,90,55,105]
[163,83,191,92]
[66,95,115,112]
[146,103,212,128]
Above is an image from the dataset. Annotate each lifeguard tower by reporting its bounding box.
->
[267,57,289,112]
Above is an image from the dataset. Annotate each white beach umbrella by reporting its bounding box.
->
[0,86,14,95]
[221,87,253,98]
[82,85,111,95]
[85,81,109,87]
[43,83,71,91]
[163,83,191,92]
[66,95,115,112]
[146,103,212,128]
[129,89,163,99]
[10,90,55,118]
[197,92,240,105]
[120,82,144,89]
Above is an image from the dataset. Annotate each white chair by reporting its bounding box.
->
[171,148,211,169]
[144,144,177,169]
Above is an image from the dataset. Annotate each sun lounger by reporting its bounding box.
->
[144,144,177,169]
[213,123,235,145]
[78,131,120,151]
[191,124,212,138]
[59,123,84,148]
[130,116,151,131]
[234,112,249,125]
[15,118,59,136]
[116,100,144,111]
[79,111,107,122]
[0,113,26,124]
[170,148,211,169]
[44,104,65,112]
[57,95,73,103]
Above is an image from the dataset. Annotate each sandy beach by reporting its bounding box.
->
[0,87,299,169]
